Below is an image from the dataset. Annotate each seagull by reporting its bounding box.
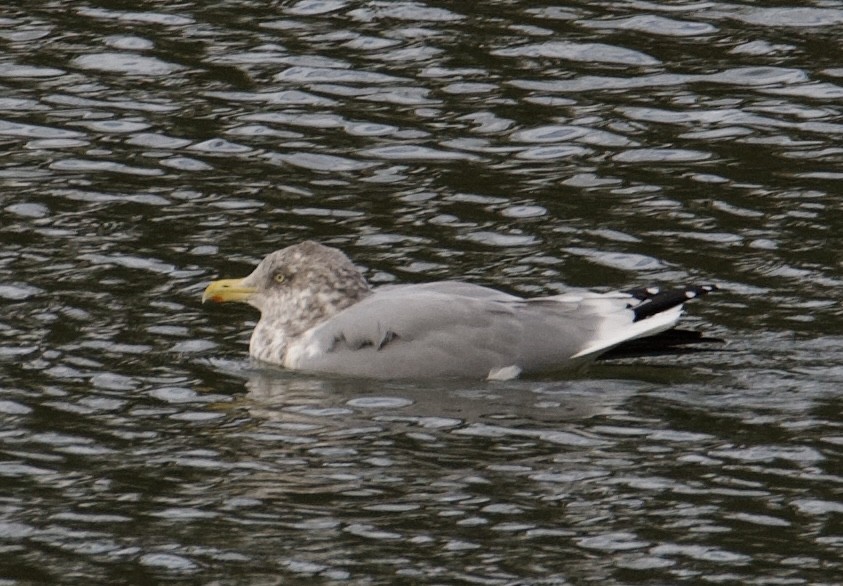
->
[202,241,719,380]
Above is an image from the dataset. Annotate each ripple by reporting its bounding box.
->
[577,532,650,552]
[170,340,217,353]
[344,121,400,137]
[275,66,408,84]
[43,93,178,113]
[582,15,718,37]
[764,82,843,100]
[286,0,349,17]
[77,119,151,133]
[225,124,301,139]
[53,189,169,205]
[441,82,497,95]
[704,66,808,86]
[650,544,751,564]
[455,423,604,447]
[287,406,353,417]
[240,112,345,129]
[731,7,843,27]
[511,125,589,143]
[346,397,414,409]
[126,133,192,149]
[0,463,54,477]
[0,97,47,111]
[78,7,195,26]
[290,206,362,218]
[361,145,478,161]
[26,138,89,149]
[49,158,163,176]
[709,445,824,463]
[791,499,843,515]
[500,205,546,218]
[91,373,137,392]
[0,400,32,415]
[0,64,65,78]
[5,203,48,218]
[620,106,734,125]
[563,173,622,187]
[564,247,666,271]
[515,145,589,160]
[378,46,444,63]
[351,3,463,22]
[363,502,420,512]
[0,120,84,139]
[139,553,198,571]
[188,139,252,154]
[208,51,289,66]
[616,556,675,571]
[613,148,711,163]
[104,35,155,51]
[160,156,213,171]
[493,41,660,66]
[265,90,338,107]
[344,523,402,540]
[342,35,402,51]
[78,252,176,273]
[0,283,42,300]
[461,232,538,247]
[72,53,184,76]
[728,512,791,527]
[274,152,375,171]
[730,40,795,56]
[510,73,689,93]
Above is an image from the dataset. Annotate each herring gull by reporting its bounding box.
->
[202,241,719,379]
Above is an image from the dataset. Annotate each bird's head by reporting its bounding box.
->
[202,241,371,331]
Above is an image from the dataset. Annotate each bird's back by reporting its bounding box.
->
[283,282,647,379]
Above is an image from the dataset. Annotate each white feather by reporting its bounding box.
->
[283,332,325,369]
[487,365,522,381]
[570,305,684,359]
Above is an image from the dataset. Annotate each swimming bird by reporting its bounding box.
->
[202,241,719,379]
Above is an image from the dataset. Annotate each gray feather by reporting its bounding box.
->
[291,283,606,379]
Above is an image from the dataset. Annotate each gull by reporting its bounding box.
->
[202,241,719,380]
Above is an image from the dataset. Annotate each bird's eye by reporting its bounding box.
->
[274,273,286,284]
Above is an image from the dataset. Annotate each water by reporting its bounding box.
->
[2,1,842,583]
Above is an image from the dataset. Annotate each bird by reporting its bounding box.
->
[202,241,719,380]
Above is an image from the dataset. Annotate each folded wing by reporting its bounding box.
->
[285,282,694,379]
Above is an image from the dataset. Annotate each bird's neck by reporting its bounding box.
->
[249,286,372,364]
[249,320,289,365]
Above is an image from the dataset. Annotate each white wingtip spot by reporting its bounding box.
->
[685,291,697,299]
[647,287,660,295]
[487,365,522,381]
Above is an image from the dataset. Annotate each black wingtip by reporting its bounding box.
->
[624,284,720,323]
[599,328,726,360]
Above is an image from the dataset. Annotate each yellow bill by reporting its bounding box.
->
[202,278,256,304]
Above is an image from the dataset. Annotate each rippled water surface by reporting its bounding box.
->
[2,1,842,583]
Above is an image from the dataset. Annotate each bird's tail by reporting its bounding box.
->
[624,284,720,322]
[598,327,725,360]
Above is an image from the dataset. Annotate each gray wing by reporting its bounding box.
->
[372,281,522,301]
[286,283,623,379]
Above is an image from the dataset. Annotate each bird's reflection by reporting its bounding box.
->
[236,365,647,430]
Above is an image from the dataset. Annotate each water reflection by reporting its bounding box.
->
[241,367,636,426]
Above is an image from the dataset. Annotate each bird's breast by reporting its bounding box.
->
[282,332,327,370]
[249,323,289,366]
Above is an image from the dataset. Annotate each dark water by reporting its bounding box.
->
[2,1,842,583]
